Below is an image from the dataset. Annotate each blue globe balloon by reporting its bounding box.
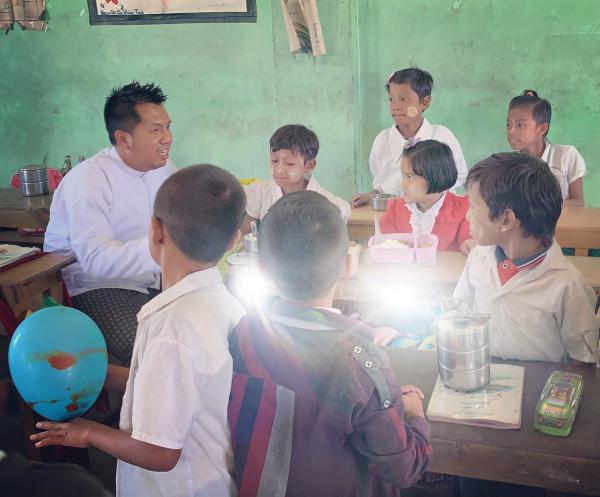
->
[9,306,107,421]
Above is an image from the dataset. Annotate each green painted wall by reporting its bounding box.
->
[355,0,600,205]
[1,1,598,206]
[0,0,355,197]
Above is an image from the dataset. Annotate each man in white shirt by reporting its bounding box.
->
[44,81,174,364]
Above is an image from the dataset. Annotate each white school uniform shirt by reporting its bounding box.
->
[453,241,599,363]
[541,142,587,200]
[368,119,467,196]
[117,266,246,497]
[405,192,446,234]
[245,176,351,223]
[44,147,173,296]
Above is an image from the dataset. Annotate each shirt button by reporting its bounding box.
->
[353,346,363,354]
[365,360,373,368]
[502,263,509,269]
[383,400,391,409]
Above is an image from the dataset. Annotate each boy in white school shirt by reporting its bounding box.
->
[44,81,174,365]
[351,68,467,207]
[240,124,351,235]
[454,152,598,363]
[33,165,247,497]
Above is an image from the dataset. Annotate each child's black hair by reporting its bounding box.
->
[386,68,433,102]
[403,140,457,194]
[508,90,552,137]
[258,191,349,300]
[153,164,246,262]
[270,124,319,162]
[466,152,562,243]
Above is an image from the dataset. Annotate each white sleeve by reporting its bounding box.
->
[64,173,159,282]
[319,187,351,224]
[564,146,587,184]
[369,133,384,192]
[332,196,351,224]
[453,252,475,304]
[441,129,468,189]
[130,337,204,448]
[245,181,263,219]
[560,278,599,363]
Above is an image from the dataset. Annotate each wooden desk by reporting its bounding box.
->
[349,205,600,256]
[334,250,600,306]
[0,253,75,461]
[389,349,600,495]
[555,207,600,256]
[0,254,74,322]
[0,188,52,229]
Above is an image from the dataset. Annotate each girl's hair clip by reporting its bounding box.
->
[387,71,396,83]
[523,90,538,98]
[404,137,421,150]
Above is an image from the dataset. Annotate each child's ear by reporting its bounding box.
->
[500,209,517,232]
[538,122,549,137]
[421,95,431,112]
[304,159,317,172]
[150,216,165,245]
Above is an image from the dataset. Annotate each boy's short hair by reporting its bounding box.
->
[104,81,167,145]
[153,164,246,262]
[270,124,319,162]
[404,140,457,193]
[259,191,349,300]
[466,152,562,243]
[386,68,433,101]
[509,89,552,137]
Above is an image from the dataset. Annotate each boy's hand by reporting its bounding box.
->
[30,417,98,449]
[460,238,477,255]
[401,384,425,418]
[350,192,371,208]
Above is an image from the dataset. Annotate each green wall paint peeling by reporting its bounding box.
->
[1,1,598,206]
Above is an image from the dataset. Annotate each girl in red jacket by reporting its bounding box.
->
[379,139,475,254]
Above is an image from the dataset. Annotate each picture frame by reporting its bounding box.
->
[87,0,256,25]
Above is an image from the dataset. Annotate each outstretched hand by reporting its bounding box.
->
[30,417,98,449]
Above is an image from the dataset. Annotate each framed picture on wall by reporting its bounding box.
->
[88,0,256,25]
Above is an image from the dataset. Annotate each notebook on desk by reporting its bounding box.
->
[426,364,525,429]
[0,244,40,269]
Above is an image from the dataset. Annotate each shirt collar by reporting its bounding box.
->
[413,118,432,140]
[405,191,446,217]
[109,147,148,178]
[305,175,321,191]
[541,141,552,162]
[137,266,222,321]
[494,244,550,285]
[268,299,365,333]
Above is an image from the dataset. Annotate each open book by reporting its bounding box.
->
[0,244,40,269]
[426,364,525,429]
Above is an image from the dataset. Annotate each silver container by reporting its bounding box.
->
[436,313,490,391]
[437,344,489,371]
[438,362,490,392]
[437,313,489,352]
[371,193,394,211]
[243,233,258,253]
[20,180,49,197]
[19,166,48,183]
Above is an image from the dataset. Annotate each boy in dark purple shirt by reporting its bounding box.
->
[228,191,432,497]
